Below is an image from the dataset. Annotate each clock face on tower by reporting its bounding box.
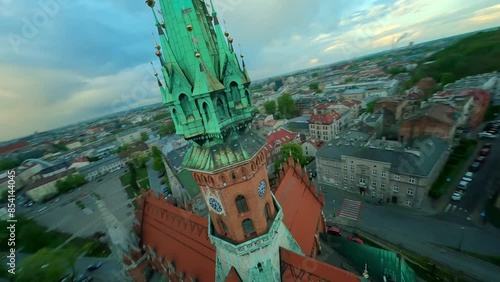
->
[258,180,266,197]
[208,197,223,214]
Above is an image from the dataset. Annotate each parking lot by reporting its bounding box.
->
[439,120,500,225]
[18,169,135,237]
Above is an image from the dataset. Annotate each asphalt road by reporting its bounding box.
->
[437,132,500,226]
[146,159,167,195]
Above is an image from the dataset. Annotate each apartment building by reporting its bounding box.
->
[316,136,448,209]
[116,127,152,145]
[309,112,341,142]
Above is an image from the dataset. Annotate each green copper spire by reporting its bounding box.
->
[147,0,256,161]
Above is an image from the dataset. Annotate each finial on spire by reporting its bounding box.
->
[146,0,155,8]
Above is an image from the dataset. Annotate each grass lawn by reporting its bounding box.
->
[119,166,148,186]
[429,139,478,199]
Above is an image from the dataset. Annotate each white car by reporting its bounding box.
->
[465,172,473,178]
[462,176,472,182]
[451,191,463,201]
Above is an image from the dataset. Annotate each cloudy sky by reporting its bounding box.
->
[1,0,499,142]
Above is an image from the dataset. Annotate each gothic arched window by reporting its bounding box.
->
[265,203,271,221]
[202,102,210,123]
[242,218,255,234]
[179,94,191,116]
[231,171,237,182]
[216,98,226,118]
[230,82,241,104]
[235,195,249,213]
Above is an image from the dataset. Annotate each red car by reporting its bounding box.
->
[348,235,364,244]
[480,148,490,156]
[326,226,342,237]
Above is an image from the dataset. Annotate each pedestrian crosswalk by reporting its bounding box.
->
[443,203,472,221]
[338,199,362,221]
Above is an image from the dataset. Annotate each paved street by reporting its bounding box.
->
[146,159,167,195]
[436,135,500,226]
[18,168,135,238]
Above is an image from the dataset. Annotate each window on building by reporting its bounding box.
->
[371,191,376,196]
[381,182,385,188]
[235,195,249,213]
[265,203,271,222]
[361,168,366,174]
[351,165,355,171]
[350,176,355,181]
[333,162,338,167]
[372,169,377,176]
[406,200,412,207]
[393,185,399,192]
[343,164,348,169]
[409,177,416,184]
[242,219,255,234]
[360,177,366,184]
[334,171,338,177]
[220,220,228,234]
[394,174,400,180]
[407,188,414,196]
[381,171,386,177]
[379,193,384,199]
[257,263,263,273]
[344,173,348,179]
[231,171,237,182]
[371,180,377,187]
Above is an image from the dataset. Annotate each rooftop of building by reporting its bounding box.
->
[0,141,30,155]
[309,112,341,125]
[183,129,267,172]
[342,89,365,95]
[404,103,459,126]
[305,138,326,149]
[77,155,121,175]
[316,136,448,176]
[265,128,299,152]
[25,168,76,191]
[364,114,383,123]
[116,127,148,137]
[39,161,70,175]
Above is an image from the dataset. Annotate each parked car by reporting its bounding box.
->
[87,261,102,271]
[73,274,92,282]
[480,148,491,156]
[348,235,364,244]
[451,191,463,201]
[475,156,486,163]
[465,172,473,178]
[462,176,472,182]
[457,181,468,190]
[326,226,342,237]
[469,162,481,172]
[483,143,492,149]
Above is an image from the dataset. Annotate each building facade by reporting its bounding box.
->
[77,155,124,181]
[316,136,449,209]
[116,127,152,145]
[309,112,341,141]
[264,128,301,166]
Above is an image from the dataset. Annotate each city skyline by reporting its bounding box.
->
[1,0,500,142]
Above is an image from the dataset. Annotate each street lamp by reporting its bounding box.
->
[458,226,465,252]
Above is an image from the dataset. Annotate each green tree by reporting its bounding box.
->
[51,143,68,152]
[55,180,70,193]
[151,146,161,157]
[277,93,298,119]
[439,72,455,85]
[263,100,277,115]
[158,122,176,137]
[153,113,169,121]
[308,82,319,90]
[0,159,20,171]
[127,163,139,191]
[140,132,149,142]
[365,99,379,114]
[281,143,306,165]
[311,72,319,77]
[387,67,405,75]
[152,156,164,172]
[0,190,9,203]
[15,248,77,282]
[117,145,130,153]
[18,224,50,253]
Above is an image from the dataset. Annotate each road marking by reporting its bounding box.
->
[444,204,452,213]
[451,205,457,213]
[338,199,362,221]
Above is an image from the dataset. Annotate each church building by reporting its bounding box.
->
[123,1,366,281]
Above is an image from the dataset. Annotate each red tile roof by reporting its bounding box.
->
[280,248,361,282]
[265,128,299,152]
[309,112,340,125]
[314,102,337,110]
[342,100,361,107]
[0,141,29,155]
[139,191,216,281]
[305,138,325,149]
[459,88,490,102]
[275,168,323,256]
